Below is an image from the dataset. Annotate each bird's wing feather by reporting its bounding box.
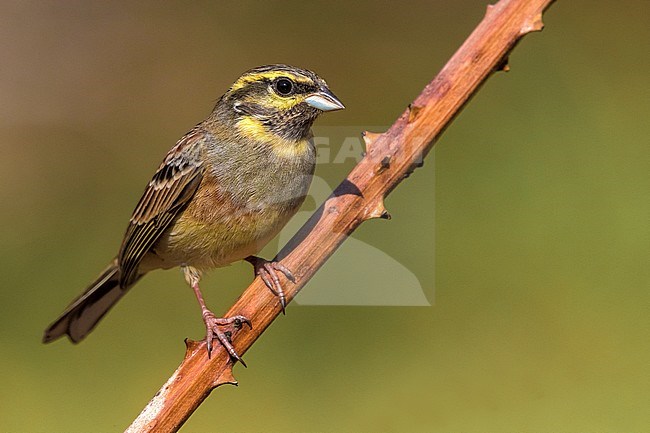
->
[118,127,208,286]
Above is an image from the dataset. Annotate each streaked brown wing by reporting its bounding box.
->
[118,127,208,286]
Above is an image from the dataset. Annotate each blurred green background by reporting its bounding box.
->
[2,1,649,432]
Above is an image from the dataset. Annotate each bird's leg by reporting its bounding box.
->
[182,265,251,366]
[244,256,295,314]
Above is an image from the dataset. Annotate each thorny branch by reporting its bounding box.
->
[126,1,556,431]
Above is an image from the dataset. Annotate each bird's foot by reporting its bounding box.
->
[245,256,295,314]
[202,310,252,367]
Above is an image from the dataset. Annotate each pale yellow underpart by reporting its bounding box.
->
[236,116,310,159]
[144,206,291,272]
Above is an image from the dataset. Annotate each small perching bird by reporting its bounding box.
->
[43,64,344,365]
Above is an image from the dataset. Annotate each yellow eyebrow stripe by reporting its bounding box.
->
[229,71,313,92]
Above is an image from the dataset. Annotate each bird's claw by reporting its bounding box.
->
[202,311,251,367]
[245,256,295,314]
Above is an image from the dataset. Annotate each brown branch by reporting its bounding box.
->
[126,0,555,431]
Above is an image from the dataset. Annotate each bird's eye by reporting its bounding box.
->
[274,78,294,96]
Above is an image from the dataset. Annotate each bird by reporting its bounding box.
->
[43,64,344,365]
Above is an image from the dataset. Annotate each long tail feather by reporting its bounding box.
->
[43,259,141,344]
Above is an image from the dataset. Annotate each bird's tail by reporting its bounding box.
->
[43,259,141,344]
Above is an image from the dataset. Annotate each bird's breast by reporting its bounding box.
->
[152,138,315,271]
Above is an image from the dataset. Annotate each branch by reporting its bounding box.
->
[126,1,555,431]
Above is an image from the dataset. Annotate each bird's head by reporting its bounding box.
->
[215,64,344,143]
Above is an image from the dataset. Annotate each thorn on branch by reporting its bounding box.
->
[408,103,423,123]
[496,56,510,72]
[184,338,201,357]
[362,131,383,154]
[485,3,499,19]
[520,13,544,35]
[212,367,238,389]
[365,199,391,221]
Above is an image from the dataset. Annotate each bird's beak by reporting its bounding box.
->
[305,88,345,111]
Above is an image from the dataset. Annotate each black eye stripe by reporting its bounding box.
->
[230,76,319,99]
[269,77,319,95]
